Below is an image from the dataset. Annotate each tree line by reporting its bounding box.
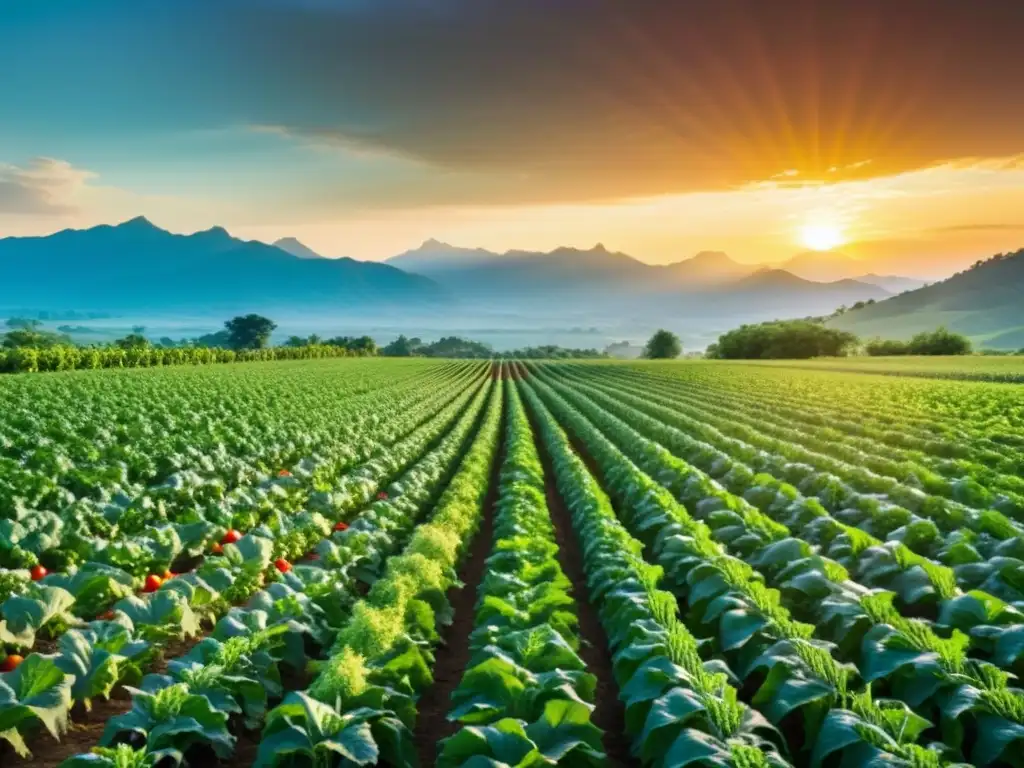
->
[704,321,976,360]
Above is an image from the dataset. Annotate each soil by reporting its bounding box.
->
[525,393,640,767]
[2,690,134,768]
[411,409,506,767]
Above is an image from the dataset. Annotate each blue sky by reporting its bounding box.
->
[2,0,1024,273]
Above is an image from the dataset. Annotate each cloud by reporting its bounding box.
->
[4,1,1024,208]
[933,223,1024,233]
[0,158,95,215]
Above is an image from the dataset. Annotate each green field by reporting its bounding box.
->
[700,354,1024,382]
[2,358,1024,767]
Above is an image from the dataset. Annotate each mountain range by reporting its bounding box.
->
[386,240,889,295]
[0,218,441,314]
[11,217,989,349]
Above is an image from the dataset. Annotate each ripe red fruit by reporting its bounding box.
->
[97,609,116,620]
[210,542,224,554]
[143,574,163,593]
[274,558,291,574]
[29,565,48,581]
[1,654,24,672]
[221,529,241,545]
[333,521,349,532]
[278,469,291,477]
[162,570,175,581]
[377,491,388,501]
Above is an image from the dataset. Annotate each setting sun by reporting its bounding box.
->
[799,223,845,252]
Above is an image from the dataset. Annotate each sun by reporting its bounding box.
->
[799,223,845,251]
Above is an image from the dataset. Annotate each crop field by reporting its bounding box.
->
[2,357,1024,768]
[721,354,1024,383]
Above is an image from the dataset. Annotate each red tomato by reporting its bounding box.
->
[143,574,163,593]
[0,654,24,672]
[278,469,291,477]
[29,565,48,581]
[377,491,388,500]
[97,609,115,620]
[333,521,349,532]
[221,529,241,545]
[162,570,175,580]
[274,558,291,574]
[210,542,224,554]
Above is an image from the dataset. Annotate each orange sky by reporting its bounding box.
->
[2,1,1023,280]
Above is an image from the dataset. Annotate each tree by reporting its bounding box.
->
[131,325,146,334]
[907,327,972,355]
[6,317,42,330]
[643,329,682,359]
[284,335,307,348]
[224,315,277,350]
[114,333,150,350]
[709,320,858,359]
[2,328,72,349]
[382,335,415,357]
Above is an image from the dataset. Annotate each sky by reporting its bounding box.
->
[2,0,1024,278]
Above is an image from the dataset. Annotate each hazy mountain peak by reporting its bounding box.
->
[273,237,325,259]
[195,225,230,239]
[117,215,162,231]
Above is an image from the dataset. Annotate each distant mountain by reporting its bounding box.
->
[778,250,866,282]
[657,251,757,285]
[853,273,928,293]
[387,239,502,273]
[830,248,1024,347]
[0,217,444,314]
[272,237,325,259]
[387,241,647,297]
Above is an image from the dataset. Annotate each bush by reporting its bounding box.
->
[907,327,972,355]
[708,320,858,359]
[865,338,910,356]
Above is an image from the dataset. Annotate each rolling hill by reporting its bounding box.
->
[829,248,1024,347]
[0,218,444,314]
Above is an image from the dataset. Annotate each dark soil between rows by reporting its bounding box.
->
[2,690,134,768]
[524,388,641,768]
[411,406,506,767]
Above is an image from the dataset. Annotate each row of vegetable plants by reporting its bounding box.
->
[46,372,501,765]
[580,364,1024,513]
[632,362,1023,463]
[437,380,607,766]
[0,363,487,664]
[0,341,364,375]
[545,366,1024,573]
[523,372,1024,765]
[246,376,505,767]
[530,368,1024,661]
[519,379,794,768]
[0,369,492,757]
[0,360,465,534]
[606,364,1023,492]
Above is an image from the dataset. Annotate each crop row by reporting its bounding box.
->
[521,368,1024,765]
[0,362,491,758]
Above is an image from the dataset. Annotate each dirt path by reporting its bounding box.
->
[412,410,506,767]
[523,387,640,767]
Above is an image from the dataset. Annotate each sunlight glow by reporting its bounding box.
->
[799,222,845,251]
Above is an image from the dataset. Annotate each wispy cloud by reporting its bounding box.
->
[0,158,96,215]
[933,223,1024,232]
